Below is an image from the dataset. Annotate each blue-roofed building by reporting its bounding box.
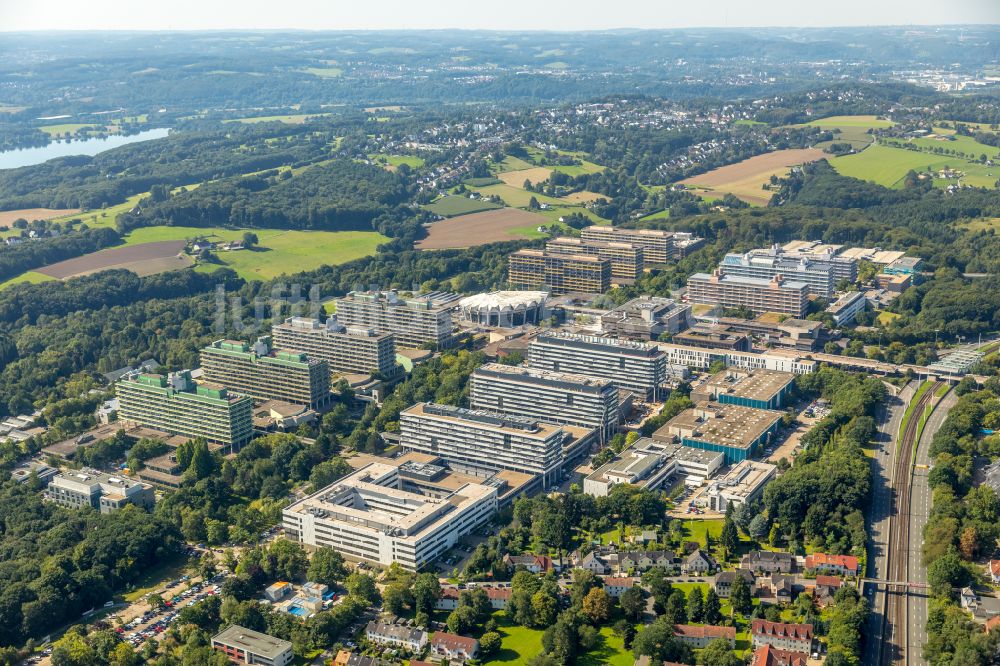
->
[652,402,784,465]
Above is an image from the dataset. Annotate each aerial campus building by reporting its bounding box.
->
[457,291,548,327]
[653,402,784,465]
[200,337,331,409]
[599,295,691,340]
[720,251,836,298]
[212,625,293,666]
[701,460,778,513]
[399,402,597,490]
[691,369,796,410]
[508,248,611,295]
[686,270,810,318]
[580,226,704,263]
[470,362,621,443]
[116,370,254,450]
[583,438,725,496]
[657,342,817,376]
[283,462,497,570]
[545,236,644,283]
[45,469,154,514]
[272,316,397,378]
[332,290,460,349]
[528,332,669,401]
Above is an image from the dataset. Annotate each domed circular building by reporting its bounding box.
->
[458,291,548,327]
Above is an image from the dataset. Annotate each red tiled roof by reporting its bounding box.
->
[986,616,1000,634]
[990,560,1000,576]
[485,587,512,600]
[805,553,859,571]
[431,632,479,652]
[751,645,808,666]
[440,587,460,599]
[814,575,842,588]
[751,619,813,641]
[674,624,736,639]
[603,577,636,587]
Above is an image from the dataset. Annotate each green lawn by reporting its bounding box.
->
[0,271,55,291]
[482,618,545,666]
[369,154,425,169]
[302,67,344,78]
[493,155,535,172]
[39,123,97,136]
[225,114,330,124]
[832,143,1000,189]
[123,555,190,603]
[422,196,503,217]
[471,184,565,209]
[578,627,633,666]
[908,131,1000,160]
[681,519,724,548]
[805,115,894,128]
[639,209,670,221]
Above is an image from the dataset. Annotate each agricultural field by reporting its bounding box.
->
[0,207,82,228]
[35,240,191,279]
[831,143,1000,189]
[497,167,553,187]
[368,154,425,170]
[0,271,55,291]
[38,123,96,136]
[805,115,895,128]
[415,208,549,249]
[470,183,565,209]
[226,113,331,124]
[561,190,607,204]
[680,148,825,205]
[301,66,344,78]
[905,129,1000,160]
[422,196,502,218]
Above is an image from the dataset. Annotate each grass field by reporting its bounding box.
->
[0,271,55,290]
[561,190,607,203]
[681,148,825,205]
[368,154,425,170]
[682,519,725,547]
[907,130,1000,160]
[805,115,894,128]
[877,311,902,326]
[498,167,553,187]
[422,196,503,218]
[302,67,344,78]
[831,143,999,189]
[471,184,565,209]
[39,123,96,136]
[226,114,330,124]
[483,616,630,666]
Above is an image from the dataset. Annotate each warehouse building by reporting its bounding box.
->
[653,402,784,465]
[399,402,596,490]
[116,371,254,450]
[692,369,796,410]
[508,249,611,295]
[272,316,397,379]
[283,462,497,570]
[528,332,669,401]
[333,290,459,349]
[470,363,621,443]
[545,236,644,283]
[200,337,330,409]
[45,469,154,514]
[600,295,691,340]
[686,271,810,318]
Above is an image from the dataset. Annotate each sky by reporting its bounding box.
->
[1,0,998,31]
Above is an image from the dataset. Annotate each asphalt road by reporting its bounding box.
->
[864,381,910,666]
[907,389,956,661]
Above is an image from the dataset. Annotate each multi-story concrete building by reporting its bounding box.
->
[826,291,867,326]
[116,370,254,450]
[721,251,835,298]
[528,332,669,401]
[580,226,704,264]
[45,469,154,514]
[282,462,497,570]
[212,625,293,666]
[673,325,752,352]
[508,249,611,295]
[200,337,330,409]
[657,342,817,375]
[470,363,621,443]
[333,290,459,349]
[692,369,796,410]
[583,446,675,497]
[600,295,691,340]
[653,402,784,465]
[779,240,858,283]
[272,316,397,379]
[686,271,810,318]
[399,402,596,489]
[545,237,644,283]
[702,460,778,513]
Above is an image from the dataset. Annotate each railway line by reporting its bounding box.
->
[878,381,938,665]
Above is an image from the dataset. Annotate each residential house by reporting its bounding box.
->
[673,624,736,649]
[603,577,637,598]
[760,574,796,605]
[580,551,612,575]
[504,554,555,574]
[987,560,1000,584]
[682,549,717,574]
[804,553,860,577]
[430,632,479,661]
[813,575,842,606]
[750,620,814,654]
[959,587,1000,622]
[485,586,512,610]
[619,550,677,574]
[715,569,755,598]
[364,621,428,652]
[742,550,795,575]
[750,645,808,666]
[435,587,461,611]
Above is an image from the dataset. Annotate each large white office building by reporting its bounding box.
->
[528,332,669,401]
[333,290,459,349]
[399,402,596,489]
[283,462,496,571]
[720,251,836,298]
[657,342,817,375]
[470,363,621,443]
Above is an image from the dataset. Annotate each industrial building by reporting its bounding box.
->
[45,469,154,514]
[212,625,293,666]
[272,316,397,379]
[282,462,497,570]
[692,369,796,410]
[200,337,330,409]
[528,332,669,401]
[399,402,596,489]
[116,371,254,450]
[332,290,459,349]
[653,402,784,465]
[657,342,817,375]
[470,363,621,443]
[701,460,777,512]
[545,236,644,283]
[457,291,548,327]
[686,271,810,318]
[599,295,691,340]
[508,248,611,295]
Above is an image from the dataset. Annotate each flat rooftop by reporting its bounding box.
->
[689,272,810,291]
[475,362,614,391]
[655,402,784,450]
[403,402,566,440]
[587,449,663,484]
[533,332,665,358]
[213,625,291,660]
[675,325,749,345]
[634,438,725,467]
[837,247,906,265]
[709,460,777,497]
[698,369,794,402]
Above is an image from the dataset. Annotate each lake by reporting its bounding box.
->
[0,128,171,170]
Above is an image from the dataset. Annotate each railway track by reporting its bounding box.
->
[879,382,937,665]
